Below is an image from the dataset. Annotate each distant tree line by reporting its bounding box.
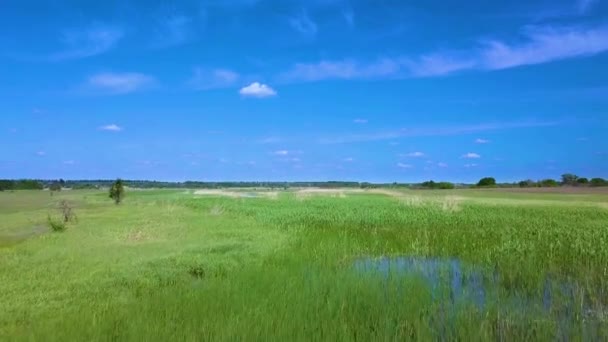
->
[416,181,456,189]
[517,174,608,188]
[0,179,44,191]
[1,174,607,191]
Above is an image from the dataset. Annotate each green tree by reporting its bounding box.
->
[576,177,589,185]
[518,179,536,188]
[540,179,559,187]
[477,177,496,187]
[0,180,14,191]
[561,173,578,186]
[49,182,62,196]
[109,179,125,205]
[590,178,608,187]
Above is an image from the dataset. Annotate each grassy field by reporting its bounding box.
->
[1,188,608,340]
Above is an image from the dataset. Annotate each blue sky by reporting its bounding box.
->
[1,0,607,182]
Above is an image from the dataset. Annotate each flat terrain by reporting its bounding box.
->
[1,188,607,340]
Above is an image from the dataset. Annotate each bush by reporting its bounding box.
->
[109,179,125,205]
[47,215,67,232]
[46,200,77,232]
[477,177,496,187]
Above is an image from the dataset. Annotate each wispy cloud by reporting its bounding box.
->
[280,23,608,82]
[342,9,355,28]
[343,157,354,162]
[189,67,239,90]
[239,82,277,98]
[36,151,46,156]
[397,163,413,169]
[319,120,560,144]
[464,163,478,168]
[480,24,608,70]
[99,124,123,132]
[462,153,481,159]
[273,150,290,156]
[353,118,368,124]
[86,72,156,95]
[402,152,425,158]
[280,59,400,82]
[404,54,475,77]
[257,137,282,144]
[63,160,76,165]
[153,15,194,48]
[437,162,448,168]
[49,25,123,61]
[289,10,317,36]
[475,138,490,144]
[578,0,598,14]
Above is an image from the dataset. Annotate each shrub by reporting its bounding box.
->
[109,179,125,205]
[46,200,77,232]
[47,215,66,232]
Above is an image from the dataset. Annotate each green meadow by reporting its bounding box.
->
[1,188,607,340]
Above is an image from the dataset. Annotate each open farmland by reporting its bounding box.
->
[1,188,607,340]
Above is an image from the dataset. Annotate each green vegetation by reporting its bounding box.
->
[476,177,497,187]
[109,179,125,205]
[419,180,455,189]
[591,178,608,187]
[1,188,607,340]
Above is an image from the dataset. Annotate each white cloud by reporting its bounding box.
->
[274,150,289,156]
[462,153,481,159]
[437,162,448,168]
[403,152,425,158]
[289,11,317,36]
[63,160,76,165]
[475,138,490,144]
[343,157,354,162]
[279,24,608,83]
[480,25,608,70]
[36,151,46,156]
[464,163,478,168]
[353,118,368,124]
[87,72,155,94]
[405,54,475,77]
[99,124,123,132]
[190,67,240,90]
[319,120,559,144]
[239,82,277,98]
[280,59,400,82]
[397,163,413,169]
[49,26,123,61]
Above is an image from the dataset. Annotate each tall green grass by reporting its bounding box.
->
[1,190,607,340]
